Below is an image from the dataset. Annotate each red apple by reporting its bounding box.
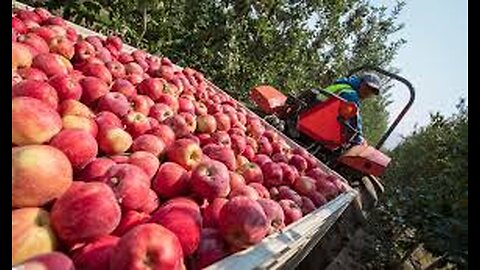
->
[269,187,280,200]
[194,228,228,269]
[32,53,72,77]
[12,97,62,146]
[78,157,116,181]
[279,199,303,225]
[306,167,329,182]
[51,181,121,245]
[106,61,126,79]
[152,162,190,198]
[164,114,190,138]
[85,36,104,51]
[149,103,174,123]
[253,154,272,168]
[271,153,289,163]
[191,159,231,200]
[237,162,264,184]
[102,164,151,211]
[242,145,255,161]
[219,196,269,251]
[12,79,59,110]
[97,127,133,155]
[137,78,168,101]
[48,74,82,101]
[278,186,303,206]
[194,101,208,115]
[71,235,119,270]
[95,111,123,131]
[112,211,150,237]
[230,134,247,155]
[74,40,96,62]
[132,134,166,157]
[12,16,28,34]
[130,94,154,116]
[315,179,339,200]
[127,151,160,180]
[308,191,328,207]
[278,162,299,185]
[197,133,212,146]
[125,62,144,75]
[229,171,246,190]
[80,62,113,84]
[111,78,136,97]
[148,124,176,147]
[210,131,232,147]
[106,35,123,51]
[166,138,203,170]
[214,112,231,131]
[118,52,134,64]
[80,76,110,106]
[257,198,285,234]
[157,93,179,112]
[97,92,131,118]
[19,252,74,270]
[257,136,273,156]
[109,223,185,270]
[197,114,217,134]
[301,196,316,215]
[50,129,98,170]
[203,198,229,228]
[96,47,113,63]
[140,189,160,214]
[202,144,236,171]
[18,33,49,55]
[248,183,270,199]
[62,115,98,137]
[123,111,152,138]
[228,185,260,200]
[48,36,74,59]
[293,176,317,196]
[289,154,308,173]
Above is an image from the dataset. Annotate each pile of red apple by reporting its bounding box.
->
[12,6,348,270]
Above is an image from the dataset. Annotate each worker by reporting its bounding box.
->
[320,73,381,145]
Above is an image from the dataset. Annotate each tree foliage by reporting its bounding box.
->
[381,99,468,268]
[23,0,406,143]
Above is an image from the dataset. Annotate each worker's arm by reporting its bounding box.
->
[338,91,365,145]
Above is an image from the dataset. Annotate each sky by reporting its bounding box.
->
[376,0,468,148]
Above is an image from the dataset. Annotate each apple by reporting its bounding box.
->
[95,111,123,131]
[246,120,265,139]
[166,138,203,170]
[50,129,98,170]
[293,176,317,196]
[148,124,176,147]
[48,36,74,59]
[269,187,280,200]
[157,93,180,112]
[150,199,202,256]
[105,35,123,51]
[17,252,74,270]
[278,162,299,185]
[112,211,150,237]
[279,199,303,225]
[315,179,339,200]
[202,144,236,171]
[248,183,270,199]
[12,97,62,146]
[308,191,328,207]
[237,162,263,184]
[137,78,167,101]
[242,145,255,161]
[277,186,303,206]
[73,39,96,61]
[272,139,291,155]
[229,171,246,190]
[126,73,144,85]
[18,33,49,55]
[62,115,98,137]
[97,127,133,155]
[96,47,113,63]
[197,133,212,146]
[301,196,316,215]
[71,235,119,270]
[101,164,151,211]
[34,7,53,21]
[12,17,28,34]
[197,114,217,134]
[257,198,285,234]
[257,136,273,156]
[210,131,232,147]
[12,79,59,110]
[80,76,110,106]
[228,184,260,200]
[130,94,154,116]
[230,134,247,155]
[12,42,33,70]
[194,228,228,269]
[203,198,229,228]
[109,224,185,270]
[191,159,231,200]
[12,207,57,265]
[106,61,126,79]
[140,189,160,214]
[123,111,152,138]
[85,35,104,51]
[152,162,190,198]
[132,134,166,157]
[78,157,116,181]
[48,74,82,101]
[306,167,329,182]
[194,101,208,115]
[118,52,134,64]
[246,136,258,152]
[125,62,144,75]
[51,181,121,245]
[289,154,308,173]
[253,154,272,168]
[149,103,174,123]
[271,153,289,163]
[32,53,72,77]
[218,196,269,251]
[97,92,132,118]
[214,112,231,131]
[128,151,160,180]
[80,62,113,84]
[66,26,78,42]
[111,78,136,97]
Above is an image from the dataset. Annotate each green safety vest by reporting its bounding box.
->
[317,83,357,101]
